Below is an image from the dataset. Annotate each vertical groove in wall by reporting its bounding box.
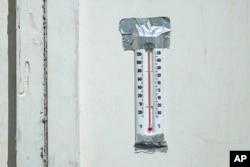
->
[8,0,17,166]
[43,0,48,166]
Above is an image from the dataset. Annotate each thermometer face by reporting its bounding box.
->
[135,48,164,136]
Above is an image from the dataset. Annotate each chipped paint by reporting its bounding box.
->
[18,61,30,97]
[42,0,48,166]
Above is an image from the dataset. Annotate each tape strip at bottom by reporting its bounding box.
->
[134,133,168,153]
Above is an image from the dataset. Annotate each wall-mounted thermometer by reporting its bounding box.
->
[119,17,171,153]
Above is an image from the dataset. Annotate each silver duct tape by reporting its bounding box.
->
[134,134,168,153]
[119,17,171,50]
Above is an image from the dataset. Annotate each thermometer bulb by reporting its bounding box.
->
[148,127,153,132]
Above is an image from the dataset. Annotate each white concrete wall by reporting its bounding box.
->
[0,0,9,166]
[79,0,250,167]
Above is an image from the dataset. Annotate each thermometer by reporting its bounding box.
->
[119,17,171,153]
[135,47,164,135]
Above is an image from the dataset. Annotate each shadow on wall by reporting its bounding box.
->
[8,0,16,166]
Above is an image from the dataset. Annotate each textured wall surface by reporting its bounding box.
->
[0,0,9,166]
[79,0,250,167]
